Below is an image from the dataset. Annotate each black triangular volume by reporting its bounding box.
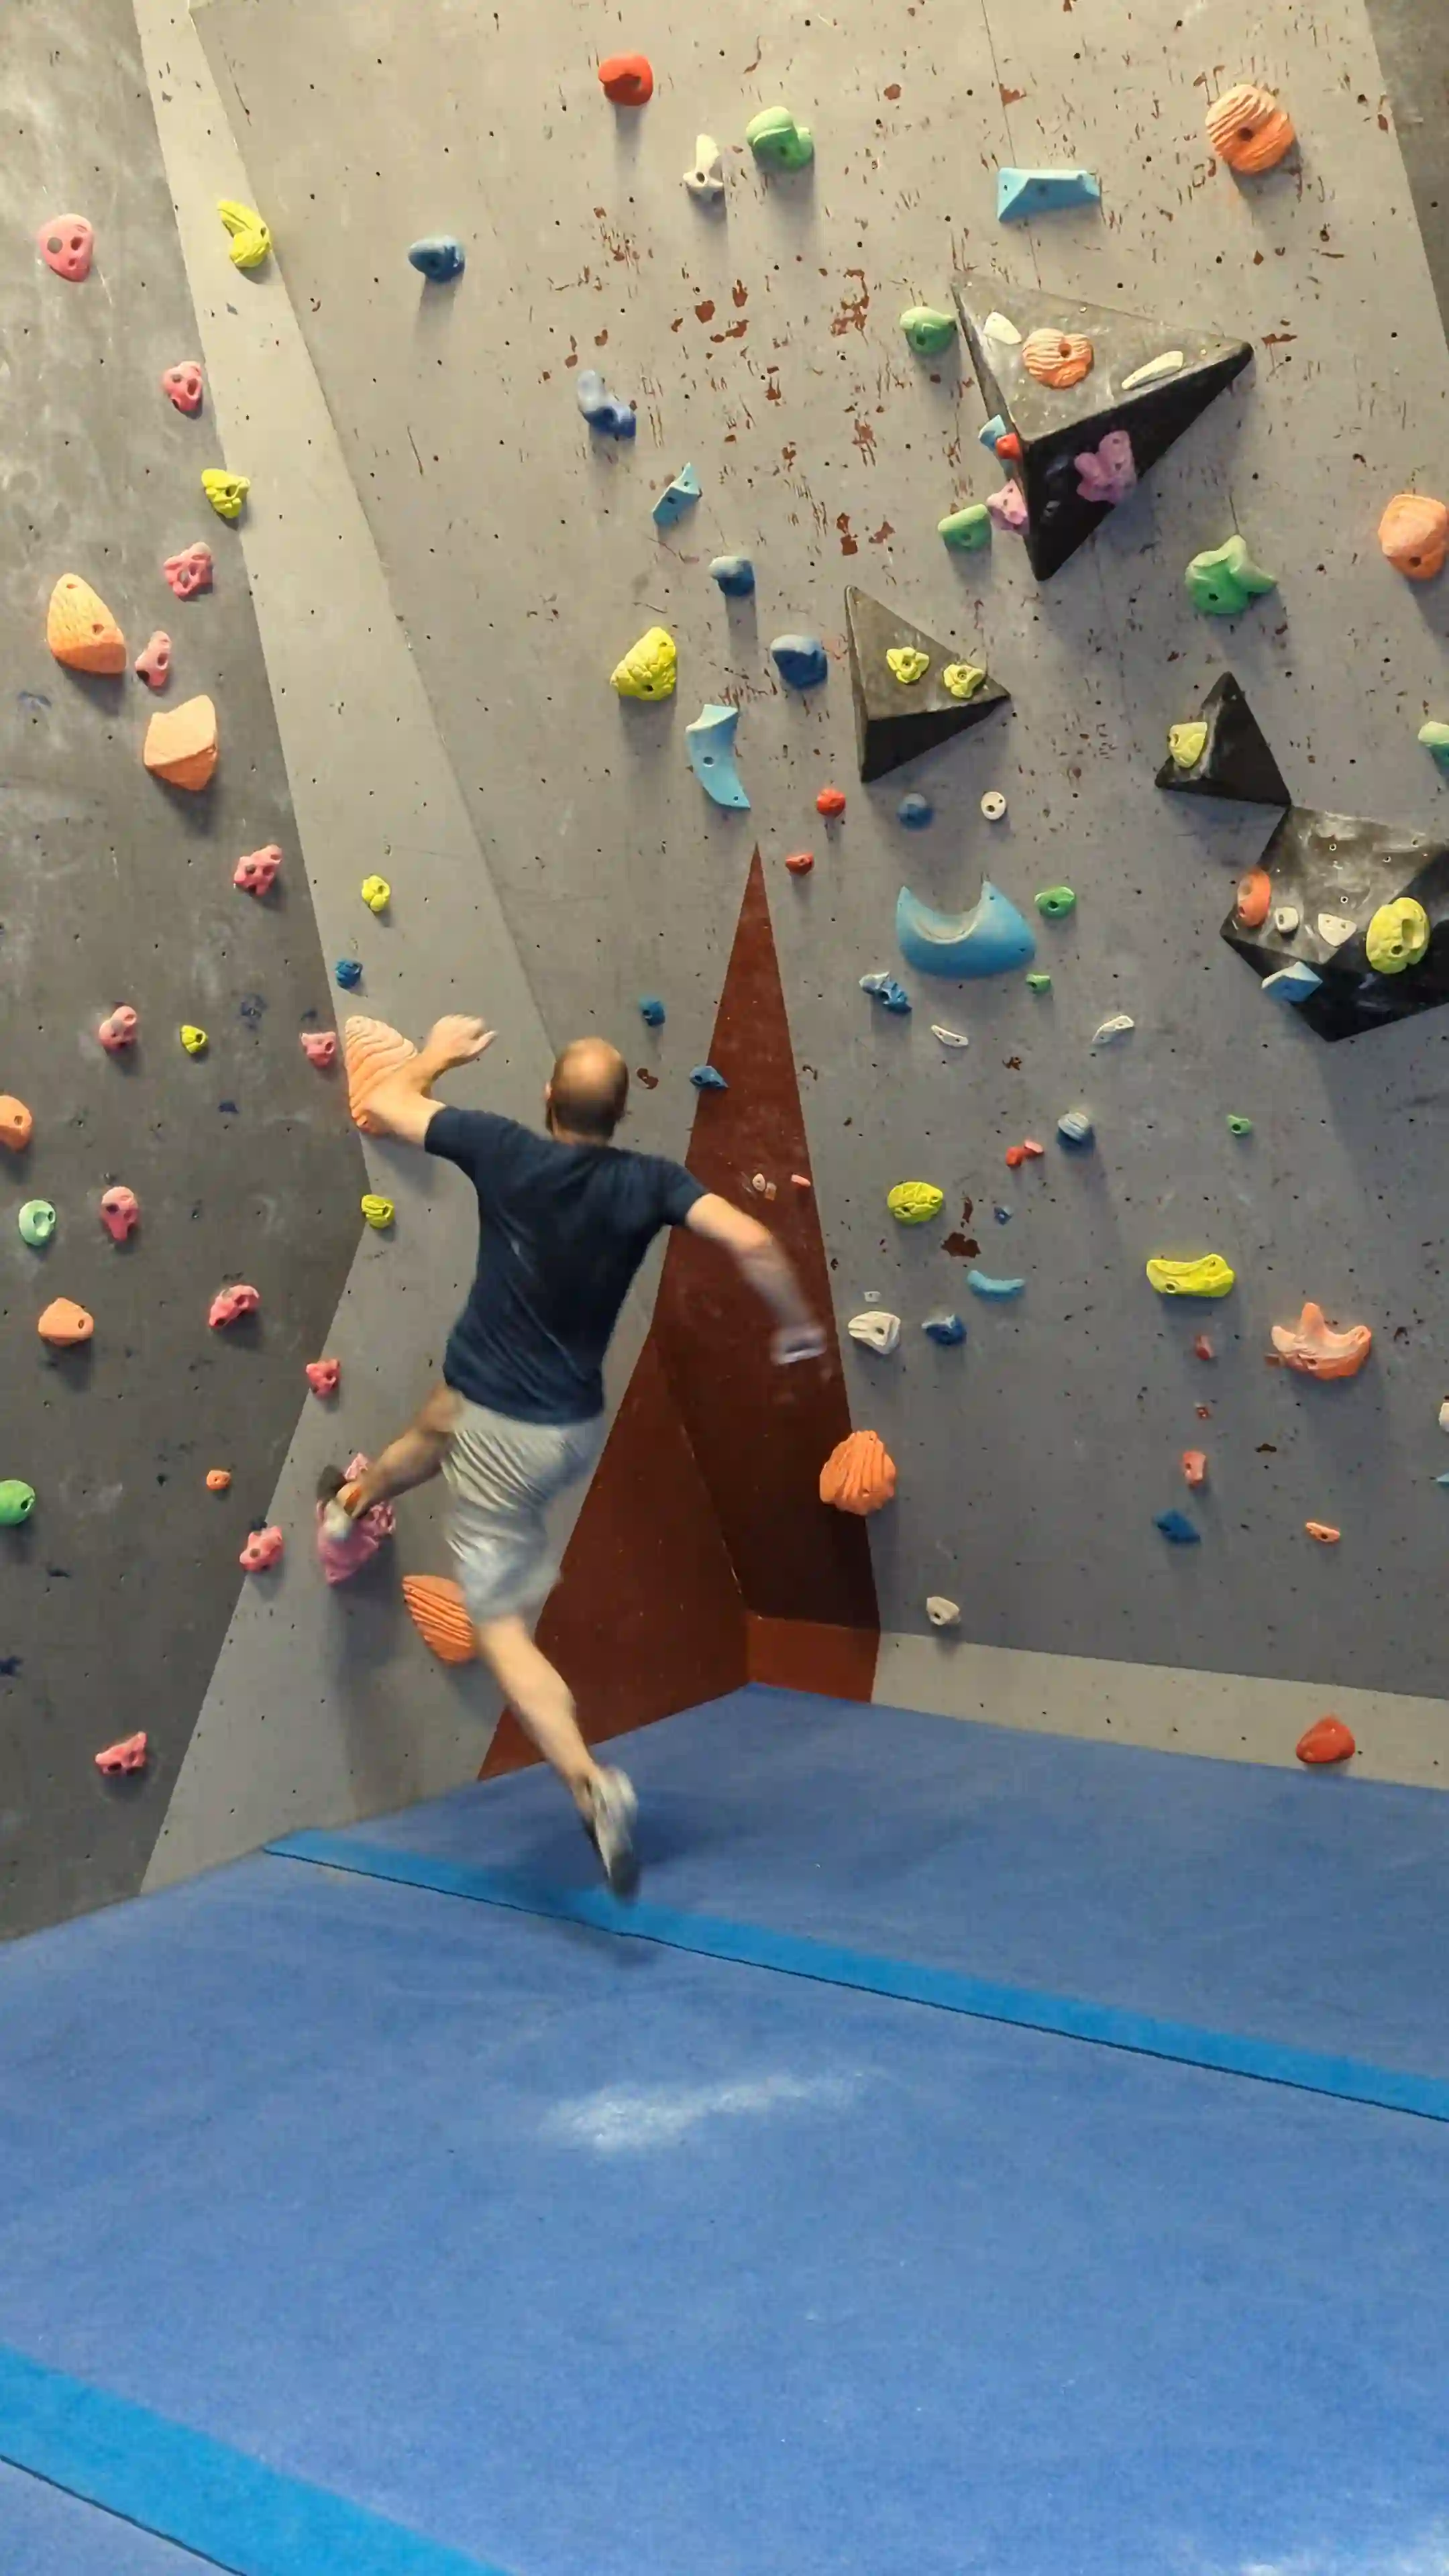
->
[953,271,1252,581]
[1156,673,1292,808]
[844,588,1010,784]
[1220,806,1449,1042]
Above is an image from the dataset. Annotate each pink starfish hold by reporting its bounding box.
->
[1074,429,1137,506]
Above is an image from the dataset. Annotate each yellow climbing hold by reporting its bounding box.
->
[217,199,272,270]
[203,469,250,523]
[1169,720,1209,769]
[360,1194,394,1230]
[1146,1253,1236,1299]
[610,626,678,702]
[1365,896,1430,973]
[887,1180,945,1226]
[360,875,391,914]
[179,1024,209,1057]
[886,647,930,686]
[942,662,987,702]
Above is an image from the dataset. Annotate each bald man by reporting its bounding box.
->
[323,1016,824,1894]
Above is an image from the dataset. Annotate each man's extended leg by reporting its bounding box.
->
[474,1613,638,1896]
[340,1382,459,1514]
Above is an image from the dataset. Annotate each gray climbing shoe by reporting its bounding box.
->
[586,1767,639,1898]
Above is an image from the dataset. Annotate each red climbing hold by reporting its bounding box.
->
[784,850,814,874]
[598,52,653,103]
[1193,1333,1215,1361]
[98,1006,138,1053]
[1296,1715,1356,1766]
[36,215,93,281]
[209,1283,260,1329]
[95,1731,148,1776]
[239,1525,284,1572]
[300,1030,337,1068]
[99,1186,140,1243]
[306,1358,341,1397]
[233,845,282,896]
[160,360,204,415]
[816,786,847,818]
[135,631,172,690]
[163,542,213,600]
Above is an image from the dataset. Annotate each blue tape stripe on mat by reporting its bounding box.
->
[271,1830,1449,2125]
[0,2342,511,2576]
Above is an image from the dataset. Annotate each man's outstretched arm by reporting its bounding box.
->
[362,1014,495,1146]
[684,1192,827,1364]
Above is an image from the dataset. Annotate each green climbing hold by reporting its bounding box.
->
[0,1479,36,1527]
[1227,1115,1253,1136]
[17,1199,56,1246]
[900,305,957,358]
[1026,973,1053,993]
[1168,720,1208,770]
[1184,535,1277,617]
[745,105,814,171]
[1035,885,1076,919]
[1418,719,1449,775]
[938,504,991,553]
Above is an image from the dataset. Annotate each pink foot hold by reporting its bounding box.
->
[233,844,282,897]
[135,631,172,690]
[1075,429,1137,506]
[163,542,213,600]
[239,1524,284,1572]
[316,1451,395,1585]
[37,215,94,282]
[209,1282,260,1329]
[98,1005,139,1053]
[160,360,204,415]
[300,1030,337,1069]
[986,480,1028,533]
[305,1357,341,1397]
[95,1731,148,1776]
[99,1185,140,1243]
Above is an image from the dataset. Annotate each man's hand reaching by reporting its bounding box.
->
[772,1321,828,1367]
[423,1015,495,1073]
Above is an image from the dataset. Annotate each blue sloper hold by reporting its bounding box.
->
[334,959,362,989]
[652,463,701,529]
[686,702,751,810]
[710,554,756,597]
[978,413,1008,453]
[576,368,637,438]
[967,1271,1024,1299]
[896,880,1036,980]
[898,792,934,829]
[1262,962,1324,1005]
[690,1064,728,1090]
[771,633,829,690]
[1155,1509,1201,1544]
[860,971,911,1014]
[1057,1108,1095,1148]
[408,235,464,282]
[639,996,666,1026]
[996,167,1102,223]
[922,1311,966,1345]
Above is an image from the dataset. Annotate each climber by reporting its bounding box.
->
[322,1015,824,1895]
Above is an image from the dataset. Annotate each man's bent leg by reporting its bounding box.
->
[345,1383,459,1512]
[474,1614,639,1896]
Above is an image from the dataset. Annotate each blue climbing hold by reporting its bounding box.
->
[652,463,701,529]
[967,1271,1024,1299]
[1262,962,1324,1006]
[859,971,911,1015]
[1057,1108,1095,1149]
[576,368,637,438]
[1155,1509,1201,1545]
[771,633,828,691]
[685,702,751,810]
[334,959,362,989]
[978,413,1008,454]
[922,1312,966,1346]
[994,1205,1012,1224]
[408,235,465,282]
[996,166,1102,223]
[897,792,934,829]
[690,1064,728,1090]
[639,996,666,1027]
[896,881,1036,980]
[710,554,756,598]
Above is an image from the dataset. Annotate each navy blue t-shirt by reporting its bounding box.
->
[425,1107,704,1424]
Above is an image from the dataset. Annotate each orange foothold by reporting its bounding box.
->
[344,1014,418,1134]
[816,786,847,818]
[1181,1450,1207,1489]
[1379,492,1449,582]
[205,1468,232,1492]
[1305,1521,1341,1544]
[239,1525,284,1572]
[143,694,217,792]
[1271,1300,1373,1380]
[1296,1715,1355,1766]
[1022,1139,1045,1159]
[784,849,815,875]
[1236,867,1272,928]
[95,1732,148,1777]
[1004,1146,1025,1169]
[47,575,127,674]
[791,1173,812,1190]
[818,1429,897,1516]
[38,1298,94,1348]
[402,1572,479,1664]
[1205,83,1295,174]
[0,1096,34,1152]
[1193,1334,1215,1361]
[598,52,653,104]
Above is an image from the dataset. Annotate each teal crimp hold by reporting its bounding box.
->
[745,105,814,171]
[922,1312,966,1345]
[407,235,464,282]
[690,1064,728,1089]
[900,305,957,358]
[996,166,1102,223]
[1262,962,1322,1005]
[652,463,701,529]
[967,1270,1024,1299]
[1155,1509,1201,1544]
[1419,720,1449,774]
[1185,536,1277,616]
[938,503,991,553]
[896,880,1036,980]
[639,997,666,1026]
[860,971,912,1014]
[685,702,750,810]
[978,413,1007,453]
[771,633,828,690]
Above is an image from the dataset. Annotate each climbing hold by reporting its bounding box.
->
[710,554,755,597]
[860,971,912,1014]
[967,1271,1024,1299]
[926,1597,961,1627]
[639,997,666,1027]
[37,1298,93,1348]
[979,415,1008,454]
[816,786,847,817]
[652,464,701,531]
[360,874,391,914]
[407,235,464,282]
[97,1008,138,1054]
[1261,963,1323,1004]
[300,1030,337,1068]
[95,1733,148,1777]
[1146,1254,1235,1299]
[134,632,171,690]
[1296,1716,1355,1766]
[1419,719,1449,774]
[887,646,930,687]
[99,1187,139,1244]
[343,1016,418,1133]
[1091,1014,1134,1047]
[598,52,653,103]
[1193,1334,1215,1361]
[1380,494,1449,580]
[941,663,987,702]
[0,1481,37,1526]
[930,1025,969,1047]
[1305,1522,1341,1545]
[1155,1509,1200,1544]
[1004,1141,1044,1169]
[1021,328,1094,389]
[888,1181,944,1226]
[846,587,1009,778]
[1270,1301,1372,1379]
[922,1312,967,1346]
[898,793,933,828]
[938,504,991,553]
[1120,350,1186,391]
[1057,1107,1093,1148]
[163,542,213,599]
[784,850,814,875]
[1026,973,1052,994]
[218,199,271,268]
[239,1525,284,1573]
[233,845,282,897]
[361,1194,395,1230]
[205,1469,231,1493]
[1073,431,1138,508]
[1035,885,1076,919]
[0,1097,34,1153]
[1206,83,1295,173]
[1185,536,1277,616]
[144,695,218,792]
[161,360,204,415]
[771,634,829,692]
[576,369,637,438]
[791,1174,812,1190]
[306,1358,341,1398]
[335,959,363,990]
[996,167,1102,222]
[1273,907,1301,936]
[980,790,1008,822]
[684,136,725,203]
[1181,1450,1208,1489]
[179,1024,209,1057]
[402,1573,479,1664]
[1236,868,1272,929]
[1366,897,1430,973]
[900,306,957,358]
[209,1283,260,1329]
[819,1430,896,1515]
[46,576,126,676]
[983,311,1022,346]
[36,215,94,281]
[611,626,677,701]
[896,881,1035,980]
[986,483,1028,533]
[682,704,750,812]
[18,1201,56,1247]
[1227,1115,1253,1136]
[1168,721,1210,771]
[202,469,250,523]
[848,1311,901,1355]
[690,1065,727,1091]
[745,105,814,172]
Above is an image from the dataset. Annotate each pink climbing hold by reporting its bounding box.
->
[306,1357,341,1397]
[163,542,213,600]
[99,1186,140,1244]
[315,1452,395,1585]
[987,482,1028,533]
[1075,429,1138,506]
[300,1030,337,1068]
[233,844,282,897]
[95,1731,148,1776]
[160,360,204,415]
[239,1525,284,1572]
[209,1283,260,1330]
[134,631,172,690]
[1193,1333,1215,1362]
[37,215,94,282]
[98,1005,138,1053]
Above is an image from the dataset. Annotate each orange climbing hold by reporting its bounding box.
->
[0,1096,34,1152]
[1296,1715,1356,1766]
[818,1430,896,1516]
[344,1014,418,1133]
[816,786,847,818]
[402,1572,479,1664]
[1181,1450,1207,1488]
[598,52,653,103]
[95,1733,148,1777]
[1271,1301,1373,1380]
[1378,492,1449,582]
[1305,1521,1341,1544]
[205,1468,232,1492]
[38,1298,94,1348]
[1205,82,1295,174]
[143,694,217,791]
[1236,867,1271,928]
[46,574,127,675]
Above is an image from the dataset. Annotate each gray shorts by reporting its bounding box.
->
[441,1396,602,1627]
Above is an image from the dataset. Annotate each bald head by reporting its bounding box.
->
[547,1037,629,1144]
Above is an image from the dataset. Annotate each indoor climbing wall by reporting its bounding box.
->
[194,0,1449,1758]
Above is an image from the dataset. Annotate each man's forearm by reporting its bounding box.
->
[736,1231,812,1328]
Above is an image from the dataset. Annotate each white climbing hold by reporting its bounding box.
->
[982,311,1022,345]
[930,1024,970,1048]
[1438,1397,1449,1435]
[1273,904,1301,934]
[1091,1013,1135,1047]
[1318,914,1356,948]
[684,136,725,203]
[926,1596,961,1627]
[980,791,1007,822]
[848,1311,902,1355]
[1120,350,1185,391]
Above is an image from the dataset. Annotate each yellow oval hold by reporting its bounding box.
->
[361,1193,394,1230]
[1364,896,1429,974]
[217,198,272,270]
[202,468,250,523]
[1146,1253,1236,1299]
[360,874,391,914]
[888,1180,944,1226]
[179,1024,209,1056]
[1169,720,1208,769]
[886,647,930,686]
[610,626,678,701]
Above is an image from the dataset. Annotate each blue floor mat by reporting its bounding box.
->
[0,1855,1446,2576]
[1,2458,216,2574]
